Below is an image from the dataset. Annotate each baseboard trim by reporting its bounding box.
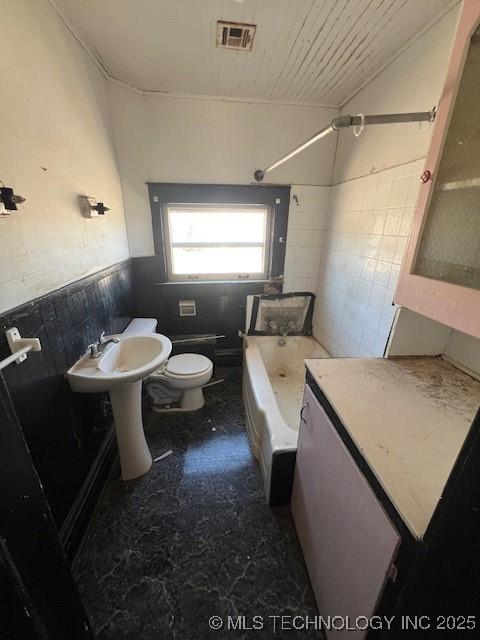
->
[60,427,117,562]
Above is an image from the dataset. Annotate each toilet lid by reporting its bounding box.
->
[165,353,212,377]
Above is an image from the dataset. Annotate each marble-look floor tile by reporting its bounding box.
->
[74,368,321,639]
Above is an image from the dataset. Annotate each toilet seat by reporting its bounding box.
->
[163,353,212,379]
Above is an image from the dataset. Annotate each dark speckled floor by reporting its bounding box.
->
[74,367,321,639]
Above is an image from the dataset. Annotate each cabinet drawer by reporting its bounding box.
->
[292,384,400,639]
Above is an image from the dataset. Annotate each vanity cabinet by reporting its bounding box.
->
[294,361,480,640]
[291,384,400,640]
[395,2,480,338]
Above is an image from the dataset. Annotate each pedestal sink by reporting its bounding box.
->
[67,333,172,480]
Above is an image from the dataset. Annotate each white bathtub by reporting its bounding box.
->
[242,335,329,503]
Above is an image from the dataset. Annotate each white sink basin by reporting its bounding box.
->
[67,333,172,393]
[67,332,172,481]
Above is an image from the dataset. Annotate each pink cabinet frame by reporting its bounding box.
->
[395,1,480,338]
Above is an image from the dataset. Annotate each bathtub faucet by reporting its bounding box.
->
[278,321,296,346]
[280,320,296,337]
[268,320,279,333]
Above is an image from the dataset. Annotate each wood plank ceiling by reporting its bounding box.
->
[52,0,456,106]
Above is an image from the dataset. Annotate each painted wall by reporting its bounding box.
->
[387,308,452,357]
[387,308,480,378]
[312,6,461,357]
[444,329,480,377]
[333,5,460,183]
[0,0,129,314]
[108,83,339,256]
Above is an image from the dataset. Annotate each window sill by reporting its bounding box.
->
[154,279,279,286]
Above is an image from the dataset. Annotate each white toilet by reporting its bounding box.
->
[124,318,214,412]
[147,353,213,411]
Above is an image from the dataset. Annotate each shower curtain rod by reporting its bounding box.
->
[253,108,436,182]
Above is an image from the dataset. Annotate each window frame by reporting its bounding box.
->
[147,183,290,286]
[162,202,273,282]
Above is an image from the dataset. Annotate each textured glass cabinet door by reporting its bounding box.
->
[414,26,480,290]
[395,2,480,338]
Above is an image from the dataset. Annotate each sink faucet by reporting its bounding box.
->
[87,331,119,358]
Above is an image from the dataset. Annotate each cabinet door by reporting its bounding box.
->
[291,384,400,640]
[395,3,480,338]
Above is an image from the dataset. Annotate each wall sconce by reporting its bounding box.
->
[0,181,26,216]
[79,195,110,218]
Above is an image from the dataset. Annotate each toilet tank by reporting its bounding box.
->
[123,318,158,334]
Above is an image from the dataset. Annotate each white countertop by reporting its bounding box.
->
[305,357,480,539]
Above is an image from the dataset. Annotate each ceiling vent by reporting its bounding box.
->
[216,21,256,51]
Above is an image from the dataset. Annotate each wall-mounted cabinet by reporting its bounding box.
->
[396,2,480,338]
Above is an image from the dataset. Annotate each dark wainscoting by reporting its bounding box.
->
[147,183,290,283]
[136,183,290,363]
[0,376,93,639]
[132,256,270,363]
[0,260,133,556]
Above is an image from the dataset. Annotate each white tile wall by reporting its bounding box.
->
[312,159,424,357]
[283,185,330,293]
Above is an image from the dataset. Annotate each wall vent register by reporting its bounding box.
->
[179,300,197,317]
[216,21,256,51]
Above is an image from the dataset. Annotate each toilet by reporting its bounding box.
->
[147,352,213,411]
[124,317,213,412]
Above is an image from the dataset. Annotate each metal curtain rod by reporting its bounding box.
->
[253,108,436,182]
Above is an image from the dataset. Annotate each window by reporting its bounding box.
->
[162,204,272,281]
[148,183,290,284]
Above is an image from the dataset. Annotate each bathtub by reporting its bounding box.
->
[242,335,329,504]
